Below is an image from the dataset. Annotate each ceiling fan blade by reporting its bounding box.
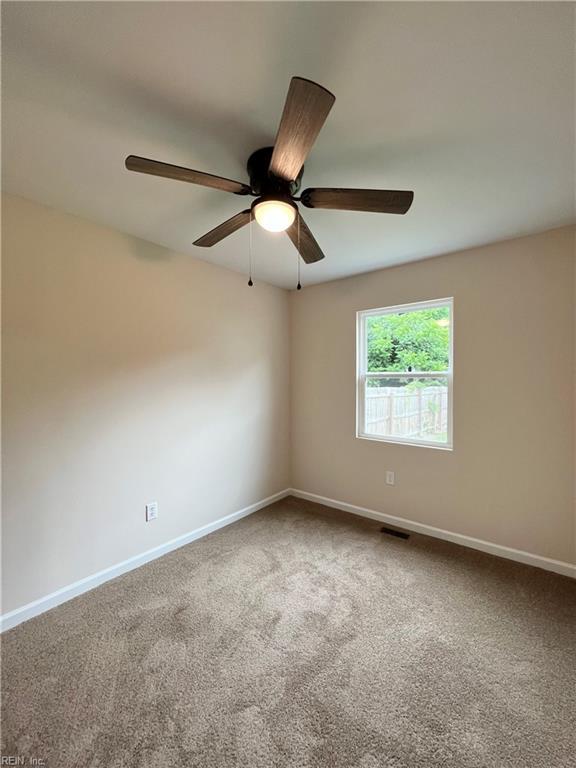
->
[286,212,325,264]
[269,77,335,182]
[125,155,251,195]
[193,210,251,247]
[301,188,414,214]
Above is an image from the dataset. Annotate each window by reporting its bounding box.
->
[356,298,453,449]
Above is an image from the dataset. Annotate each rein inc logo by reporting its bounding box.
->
[0,758,45,766]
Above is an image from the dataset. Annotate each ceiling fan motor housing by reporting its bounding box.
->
[247,146,303,197]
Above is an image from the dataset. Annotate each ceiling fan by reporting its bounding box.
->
[125,77,414,265]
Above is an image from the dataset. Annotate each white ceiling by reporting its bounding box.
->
[2,2,574,289]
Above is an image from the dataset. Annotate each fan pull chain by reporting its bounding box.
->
[296,214,302,291]
[248,211,254,287]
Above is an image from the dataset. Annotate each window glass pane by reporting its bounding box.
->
[366,305,450,373]
[364,377,449,444]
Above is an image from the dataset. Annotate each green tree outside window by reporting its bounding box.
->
[366,307,450,373]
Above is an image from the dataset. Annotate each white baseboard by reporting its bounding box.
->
[3,487,573,633]
[0,489,291,633]
[290,489,576,579]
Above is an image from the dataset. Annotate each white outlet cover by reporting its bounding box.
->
[386,471,395,486]
[145,502,158,522]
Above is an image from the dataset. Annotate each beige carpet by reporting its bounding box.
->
[2,497,575,767]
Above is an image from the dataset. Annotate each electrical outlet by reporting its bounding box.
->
[145,501,159,522]
[386,471,395,486]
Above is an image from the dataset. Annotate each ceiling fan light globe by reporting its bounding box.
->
[254,200,296,232]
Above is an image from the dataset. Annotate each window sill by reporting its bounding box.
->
[356,432,453,451]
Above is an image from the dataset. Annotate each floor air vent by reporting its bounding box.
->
[381,526,410,540]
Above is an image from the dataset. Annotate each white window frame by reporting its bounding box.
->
[356,297,454,450]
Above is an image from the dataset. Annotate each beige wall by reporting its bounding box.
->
[290,227,576,564]
[2,196,575,618]
[1,195,290,613]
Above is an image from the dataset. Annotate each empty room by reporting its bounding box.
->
[1,2,575,767]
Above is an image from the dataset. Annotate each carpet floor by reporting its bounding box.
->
[2,497,575,768]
